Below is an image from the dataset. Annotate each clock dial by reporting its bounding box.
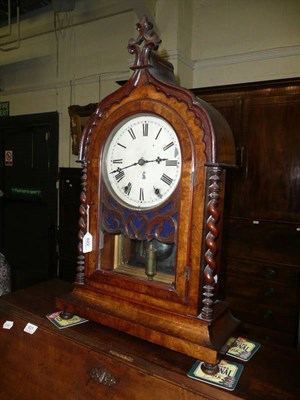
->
[103,114,181,209]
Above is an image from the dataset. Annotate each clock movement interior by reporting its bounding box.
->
[112,236,175,283]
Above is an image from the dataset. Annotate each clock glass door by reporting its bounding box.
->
[112,235,176,283]
[99,113,181,286]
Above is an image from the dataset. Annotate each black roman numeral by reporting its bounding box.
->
[139,188,144,201]
[161,173,173,186]
[143,123,148,136]
[166,160,178,166]
[117,143,126,149]
[115,170,125,182]
[155,128,162,140]
[163,142,174,151]
[124,182,132,195]
[113,159,123,164]
[128,128,136,139]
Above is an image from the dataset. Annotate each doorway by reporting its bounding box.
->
[0,112,59,290]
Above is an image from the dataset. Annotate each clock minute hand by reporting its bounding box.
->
[110,161,139,174]
[110,157,168,174]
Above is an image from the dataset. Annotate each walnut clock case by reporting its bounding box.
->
[56,17,239,366]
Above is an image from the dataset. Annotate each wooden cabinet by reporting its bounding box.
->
[193,79,300,347]
[0,280,299,400]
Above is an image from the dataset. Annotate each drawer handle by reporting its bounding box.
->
[264,268,277,279]
[264,287,276,297]
[90,367,117,387]
[263,309,274,320]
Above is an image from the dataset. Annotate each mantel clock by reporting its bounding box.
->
[57,16,239,371]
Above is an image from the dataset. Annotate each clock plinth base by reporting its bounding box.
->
[56,285,240,365]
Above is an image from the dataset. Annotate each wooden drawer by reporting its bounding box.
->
[226,296,298,333]
[225,258,299,286]
[238,322,297,347]
[224,218,300,267]
[225,275,298,308]
[224,258,299,347]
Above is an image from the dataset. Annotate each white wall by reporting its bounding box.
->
[0,0,299,167]
[0,1,135,167]
[191,0,300,87]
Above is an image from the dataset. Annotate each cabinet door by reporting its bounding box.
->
[197,87,300,222]
[238,95,300,221]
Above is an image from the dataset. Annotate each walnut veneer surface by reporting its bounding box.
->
[0,279,299,400]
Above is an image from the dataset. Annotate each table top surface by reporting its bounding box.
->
[1,279,299,400]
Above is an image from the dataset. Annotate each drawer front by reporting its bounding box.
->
[225,275,298,308]
[225,257,299,286]
[227,296,298,333]
[224,218,300,267]
[224,258,300,348]
[0,311,206,400]
[238,322,297,347]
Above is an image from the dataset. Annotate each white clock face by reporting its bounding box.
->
[103,114,181,210]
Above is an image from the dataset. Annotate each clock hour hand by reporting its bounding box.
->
[144,157,168,164]
[137,157,168,166]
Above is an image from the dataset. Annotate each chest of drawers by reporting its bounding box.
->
[223,218,300,347]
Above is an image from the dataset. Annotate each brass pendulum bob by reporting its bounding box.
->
[145,241,157,280]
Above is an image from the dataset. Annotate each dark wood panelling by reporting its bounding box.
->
[193,79,300,348]
[238,95,300,221]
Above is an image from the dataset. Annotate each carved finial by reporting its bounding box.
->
[128,16,161,68]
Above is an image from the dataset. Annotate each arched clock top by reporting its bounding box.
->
[79,87,235,167]
[79,17,235,167]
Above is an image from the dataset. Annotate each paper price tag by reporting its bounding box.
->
[83,204,93,253]
[3,320,14,330]
[24,323,38,335]
[83,232,93,253]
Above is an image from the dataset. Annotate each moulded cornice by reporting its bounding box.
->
[194,45,300,69]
